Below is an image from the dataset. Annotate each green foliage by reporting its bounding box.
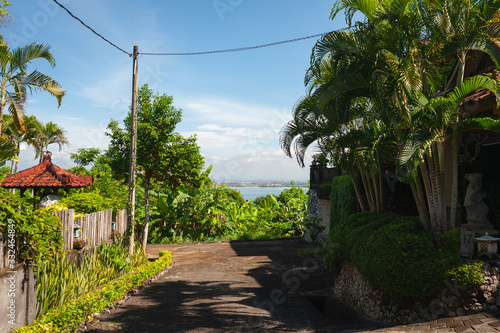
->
[0,165,9,179]
[105,84,204,192]
[323,212,484,299]
[58,192,119,214]
[445,261,484,286]
[0,138,17,166]
[35,241,147,318]
[277,182,308,206]
[15,251,172,333]
[0,0,11,23]
[0,188,63,260]
[70,148,101,167]
[65,151,128,213]
[149,184,308,243]
[330,175,359,227]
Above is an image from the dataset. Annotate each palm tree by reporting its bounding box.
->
[30,121,69,163]
[429,0,500,228]
[2,114,44,172]
[0,36,65,137]
[282,0,500,245]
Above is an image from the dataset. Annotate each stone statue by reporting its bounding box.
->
[464,173,492,229]
[39,194,60,208]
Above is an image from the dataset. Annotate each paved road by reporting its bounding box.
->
[85,239,500,332]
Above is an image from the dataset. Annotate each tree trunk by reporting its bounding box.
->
[142,174,151,251]
[360,167,375,211]
[0,91,5,137]
[427,145,440,226]
[449,59,466,229]
[413,177,429,231]
[376,149,384,213]
[449,132,459,228]
[420,155,441,246]
[434,142,447,232]
[371,172,380,214]
[349,170,367,212]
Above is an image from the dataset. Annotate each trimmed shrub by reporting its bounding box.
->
[329,175,359,227]
[14,251,172,333]
[323,212,483,300]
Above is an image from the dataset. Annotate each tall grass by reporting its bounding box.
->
[36,241,147,318]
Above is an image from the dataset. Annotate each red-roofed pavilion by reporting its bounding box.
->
[0,151,93,195]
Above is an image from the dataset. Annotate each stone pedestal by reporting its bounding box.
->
[460,227,499,258]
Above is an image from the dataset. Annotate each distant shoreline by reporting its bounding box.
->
[220,182,308,188]
[225,185,309,188]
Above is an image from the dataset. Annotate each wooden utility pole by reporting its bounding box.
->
[127,45,139,255]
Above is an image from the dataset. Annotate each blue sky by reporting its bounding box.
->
[3,1,346,182]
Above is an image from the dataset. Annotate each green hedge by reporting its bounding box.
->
[14,251,173,333]
[323,212,483,300]
[329,175,359,228]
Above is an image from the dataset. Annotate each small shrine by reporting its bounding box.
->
[0,151,93,197]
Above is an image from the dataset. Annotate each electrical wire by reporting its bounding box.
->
[53,0,338,57]
[52,0,132,56]
[140,33,329,56]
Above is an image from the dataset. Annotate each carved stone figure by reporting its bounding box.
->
[39,194,60,208]
[464,173,492,229]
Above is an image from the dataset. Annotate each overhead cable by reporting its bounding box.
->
[52,0,132,56]
[140,33,330,56]
[53,0,339,57]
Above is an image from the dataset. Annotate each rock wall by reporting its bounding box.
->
[304,189,330,244]
[334,261,500,324]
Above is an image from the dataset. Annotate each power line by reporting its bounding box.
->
[140,33,330,56]
[52,0,132,56]
[53,0,338,57]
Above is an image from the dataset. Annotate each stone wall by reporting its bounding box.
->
[304,189,331,244]
[334,261,500,324]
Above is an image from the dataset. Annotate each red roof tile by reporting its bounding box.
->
[459,69,500,107]
[460,88,495,105]
[0,152,93,189]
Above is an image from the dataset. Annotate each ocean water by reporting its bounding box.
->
[228,187,308,201]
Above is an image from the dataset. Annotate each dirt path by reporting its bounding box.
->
[86,239,351,332]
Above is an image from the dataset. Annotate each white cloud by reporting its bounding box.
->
[180,97,291,130]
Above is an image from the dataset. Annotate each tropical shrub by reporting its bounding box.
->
[0,188,63,261]
[149,184,308,243]
[36,241,147,318]
[65,163,128,213]
[58,192,121,214]
[14,251,172,333]
[277,182,308,206]
[323,212,483,300]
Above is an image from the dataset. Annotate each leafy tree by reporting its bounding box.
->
[106,84,204,250]
[66,150,128,213]
[71,148,101,167]
[0,37,65,137]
